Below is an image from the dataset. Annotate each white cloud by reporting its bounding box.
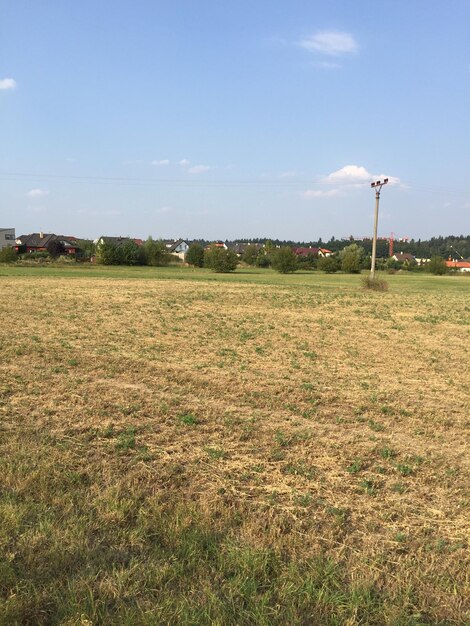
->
[303,189,340,198]
[300,31,358,56]
[26,188,49,198]
[0,78,16,90]
[188,164,211,174]
[178,159,190,166]
[325,165,400,186]
[151,159,169,166]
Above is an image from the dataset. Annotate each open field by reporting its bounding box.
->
[0,266,469,625]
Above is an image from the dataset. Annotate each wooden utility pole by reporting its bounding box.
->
[370,178,388,278]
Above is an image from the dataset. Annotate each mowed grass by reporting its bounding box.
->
[0,266,469,625]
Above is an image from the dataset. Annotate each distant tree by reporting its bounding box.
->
[340,244,365,273]
[318,255,340,273]
[271,247,298,274]
[96,242,119,265]
[120,239,142,265]
[385,257,401,271]
[204,246,238,272]
[144,238,170,266]
[0,247,17,263]
[427,255,447,275]
[297,253,317,270]
[77,239,95,258]
[46,239,66,258]
[256,248,271,268]
[186,243,205,267]
[242,245,260,266]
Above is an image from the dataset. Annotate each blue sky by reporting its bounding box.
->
[1,0,469,240]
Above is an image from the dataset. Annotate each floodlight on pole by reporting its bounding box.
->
[370,178,388,279]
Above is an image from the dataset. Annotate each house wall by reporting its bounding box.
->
[0,228,15,250]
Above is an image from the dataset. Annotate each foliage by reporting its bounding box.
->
[271,247,298,274]
[46,239,66,258]
[318,255,340,273]
[297,253,317,270]
[255,248,271,268]
[21,250,51,260]
[96,242,119,265]
[120,239,142,266]
[242,245,261,266]
[144,238,171,266]
[77,239,95,258]
[0,246,17,262]
[186,243,205,267]
[340,244,365,273]
[361,275,389,291]
[427,255,447,275]
[204,246,238,272]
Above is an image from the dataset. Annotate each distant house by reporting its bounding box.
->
[228,243,264,257]
[164,238,190,260]
[16,233,79,254]
[0,228,15,250]
[94,236,138,248]
[293,247,333,258]
[392,252,415,264]
[205,241,227,250]
[445,260,470,273]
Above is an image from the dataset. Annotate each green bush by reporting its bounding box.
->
[427,255,447,275]
[361,275,389,291]
[144,238,171,266]
[340,244,364,273]
[271,247,298,274]
[317,255,340,273]
[241,246,261,266]
[186,243,205,267]
[0,247,17,263]
[204,246,238,273]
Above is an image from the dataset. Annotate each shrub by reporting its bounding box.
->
[271,247,298,274]
[144,238,171,266]
[318,255,340,273]
[256,249,271,268]
[241,245,261,266]
[96,242,119,265]
[0,247,17,263]
[204,246,238,273]
[186,243,205,267]
[46,239,66,258]
[362,275,389,291]
[340,244,365,273]
[427,255,447,275]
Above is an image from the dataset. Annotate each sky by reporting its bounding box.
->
[1,0,470,241]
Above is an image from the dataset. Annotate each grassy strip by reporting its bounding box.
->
[1,263,470,293]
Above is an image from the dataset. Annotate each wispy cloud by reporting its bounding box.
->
[303,188,340,198]
[0,78,16,90]
[188,164,211,174]
[299,31,358,56]
[26,188,49,198]
[178,159,190,166]
[151,159,169,166]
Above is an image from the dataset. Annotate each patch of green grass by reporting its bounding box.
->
[177,412,199,426]
[347,459,364,474]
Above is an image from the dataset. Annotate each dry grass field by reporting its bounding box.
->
[0,267,469,625]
